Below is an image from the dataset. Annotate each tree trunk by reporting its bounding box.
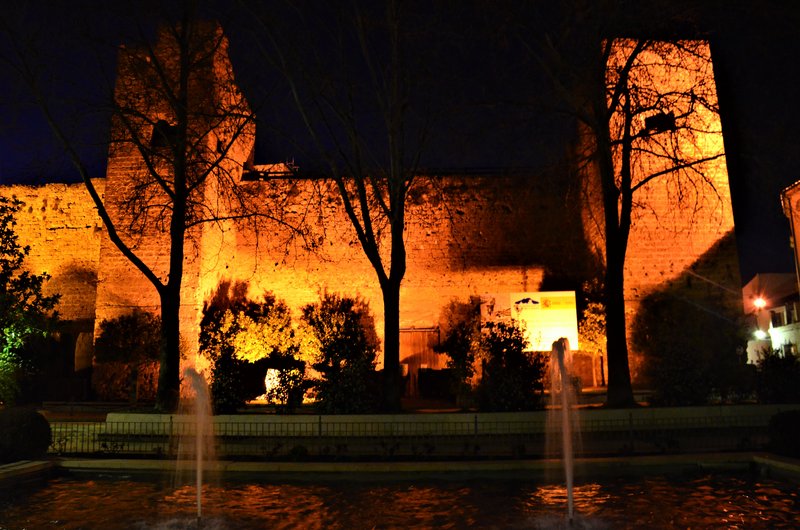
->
[155,287,181,412]
[591,56,637,408]
[604,252,636,407]
[381,280,402,412]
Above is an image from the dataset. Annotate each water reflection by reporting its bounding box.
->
[0,473,798,529]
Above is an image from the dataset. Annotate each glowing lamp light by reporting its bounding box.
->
[754,329,768,340]
[753,297,767,310]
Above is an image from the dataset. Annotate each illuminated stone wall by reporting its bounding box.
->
[620,41,735,302]
[193,174,586,366]
[0,181,105,323]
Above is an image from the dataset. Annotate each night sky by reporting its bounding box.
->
[1,0,798,285]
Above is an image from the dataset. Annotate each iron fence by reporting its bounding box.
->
[47,413,772,460]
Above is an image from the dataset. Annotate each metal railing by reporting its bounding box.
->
[48,412,772,459]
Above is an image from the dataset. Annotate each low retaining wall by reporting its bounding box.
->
[105,403,790,433]
[0,461,55,488]
[46,405,797,460]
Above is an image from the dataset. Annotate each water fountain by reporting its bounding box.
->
[549,337,578,523]
[5,347,798,527]
[177,367,214,526]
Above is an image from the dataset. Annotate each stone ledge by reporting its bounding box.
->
[105,404,796,436]
[0,460,55,486]
[752,454,800,482]
[55,452,764,479]
[9,453,795,482]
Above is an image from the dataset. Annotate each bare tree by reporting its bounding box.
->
[525,4,727,406]
[3,6,278,411]
[246,0,432,411]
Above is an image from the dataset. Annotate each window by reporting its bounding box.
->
[771,309,787,328]
[150,120,178,149]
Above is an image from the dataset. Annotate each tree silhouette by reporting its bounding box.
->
[246,0,433,410]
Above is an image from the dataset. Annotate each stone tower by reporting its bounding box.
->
[580,39,740,376]
[95,22,255,368]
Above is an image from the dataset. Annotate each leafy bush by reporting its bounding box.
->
[200,282,311,414]
[230,302,313,413]
[0,197,60,406]
[93,311,161,403]
[91,361,159,402]
[301,293,380,414]
[578,280,606,380]
[264,362,308,414]
[768,410,800,457]
[476,322,545,411]
[756,350,800,404]
[0,363,16,408]
[200,282,259,413]
[632,293,744,406]
[434,297,481,407]
[0,407,51,463]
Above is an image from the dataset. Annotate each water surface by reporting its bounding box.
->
[1,472,798,529]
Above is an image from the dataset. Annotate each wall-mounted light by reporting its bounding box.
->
[754,329,769,340]
[753,297,767,310]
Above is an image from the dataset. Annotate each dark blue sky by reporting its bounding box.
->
[1,1,798,284]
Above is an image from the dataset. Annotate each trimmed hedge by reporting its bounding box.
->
[0,407,51,463]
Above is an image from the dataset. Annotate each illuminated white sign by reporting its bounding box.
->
[480,291,579,351]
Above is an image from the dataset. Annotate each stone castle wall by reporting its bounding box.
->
[0,33,742,386]
[193,174,585,354]
[0,181,105,324]
[582,39,740,342]
[2,159,737,377]
[0,181,105,373]
[623,40,739,314]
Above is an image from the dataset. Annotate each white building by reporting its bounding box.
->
[742,273,800,362]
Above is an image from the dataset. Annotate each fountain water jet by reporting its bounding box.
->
[549,337,577,523]
[178,367,214,525]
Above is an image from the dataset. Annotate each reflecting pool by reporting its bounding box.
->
[1,472,798,529]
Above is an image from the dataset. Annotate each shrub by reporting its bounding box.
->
[200,282,311,414]
[229,303,313,413]
[476,321,545,411]
[94,311,161,403]
[632,293,744,406]
[200,283,258,413]
[756,350,800,404]
[0,197,60,406]
[578,280,606,382]
[768,410,800,458]
[301,293,380,414]
[91,361,159,402]
[264,363,308,414]
[434,297,481,407]
[207,350,245,414]
[0,407,51,463]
